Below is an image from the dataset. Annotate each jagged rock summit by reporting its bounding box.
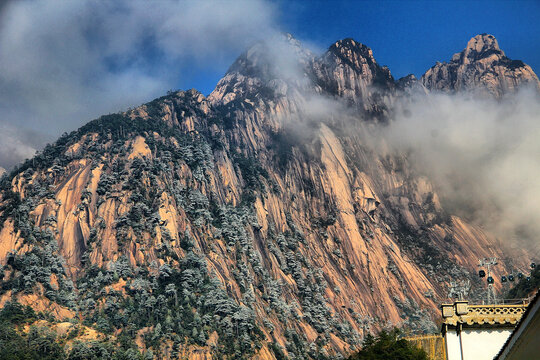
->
[421,34,540,97]
[208,33,316,109]
[210,35,397,124]
[322,38,394,90]
[309,38,395,116]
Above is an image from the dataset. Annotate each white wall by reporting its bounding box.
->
[445,328,513,360]
[462,328,512,360]
[445,330,462,360]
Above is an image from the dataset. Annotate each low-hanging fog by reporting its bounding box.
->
[383,89,540,252]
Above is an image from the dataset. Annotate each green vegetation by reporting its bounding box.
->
[347,328,428,360]
[0,301,146,360]
[506,266,540,299]
[0,91,270,358]
[75,251,264,359]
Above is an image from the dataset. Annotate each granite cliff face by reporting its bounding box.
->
[0,34,535,359]
[421,34,540,97]
[309,38,395,115]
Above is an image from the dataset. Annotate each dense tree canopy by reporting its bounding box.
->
[348,328,428,360]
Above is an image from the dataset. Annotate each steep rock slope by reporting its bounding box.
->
[0,35,533,359]
[421,34,540,97]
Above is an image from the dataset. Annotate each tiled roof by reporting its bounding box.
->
[443,304,527,327]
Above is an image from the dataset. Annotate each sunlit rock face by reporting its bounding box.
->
[421,34,540,97]
[0,34,535,359]
[309,38,395,116]
[0,167,5,177]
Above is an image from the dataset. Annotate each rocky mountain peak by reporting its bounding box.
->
[464,34,501,54]
[322,38,394,87]
[451,33,504,65]
[307,38,394,117]
[327,38,377,69]
[422,34,539,97]
[396,74,427,94]
[223,33,311,79]
[208,33,314,105]
[397,74,417,86]
[468,33,500,50]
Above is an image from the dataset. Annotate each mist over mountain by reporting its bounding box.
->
[383,88,540,249]
[0,31,538,359]
[0,0,280,170]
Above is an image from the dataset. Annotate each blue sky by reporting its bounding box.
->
[0,0,538,169]
[281,1,539,75]
[193,0,540,95]
[279,1,540,77]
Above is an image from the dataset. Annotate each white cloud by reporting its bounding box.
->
[0,123,40,168]
[382,88,540,249]
[0,0,278,169]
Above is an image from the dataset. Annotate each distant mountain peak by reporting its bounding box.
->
[281,32,300,44]
[327,38,377,69]
[422,33,539,97]
[224,33,311,78]
[208,34,314,105]
[331,38,369,50]
[397,74,422,92]
[315,37,394,103]
[465,33,501,53]
[450,33,504,65]
[210,35,397,116]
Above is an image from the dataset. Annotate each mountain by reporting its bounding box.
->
[0,167,5,177]
[0,34,535,359]
[421,34,540,97]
